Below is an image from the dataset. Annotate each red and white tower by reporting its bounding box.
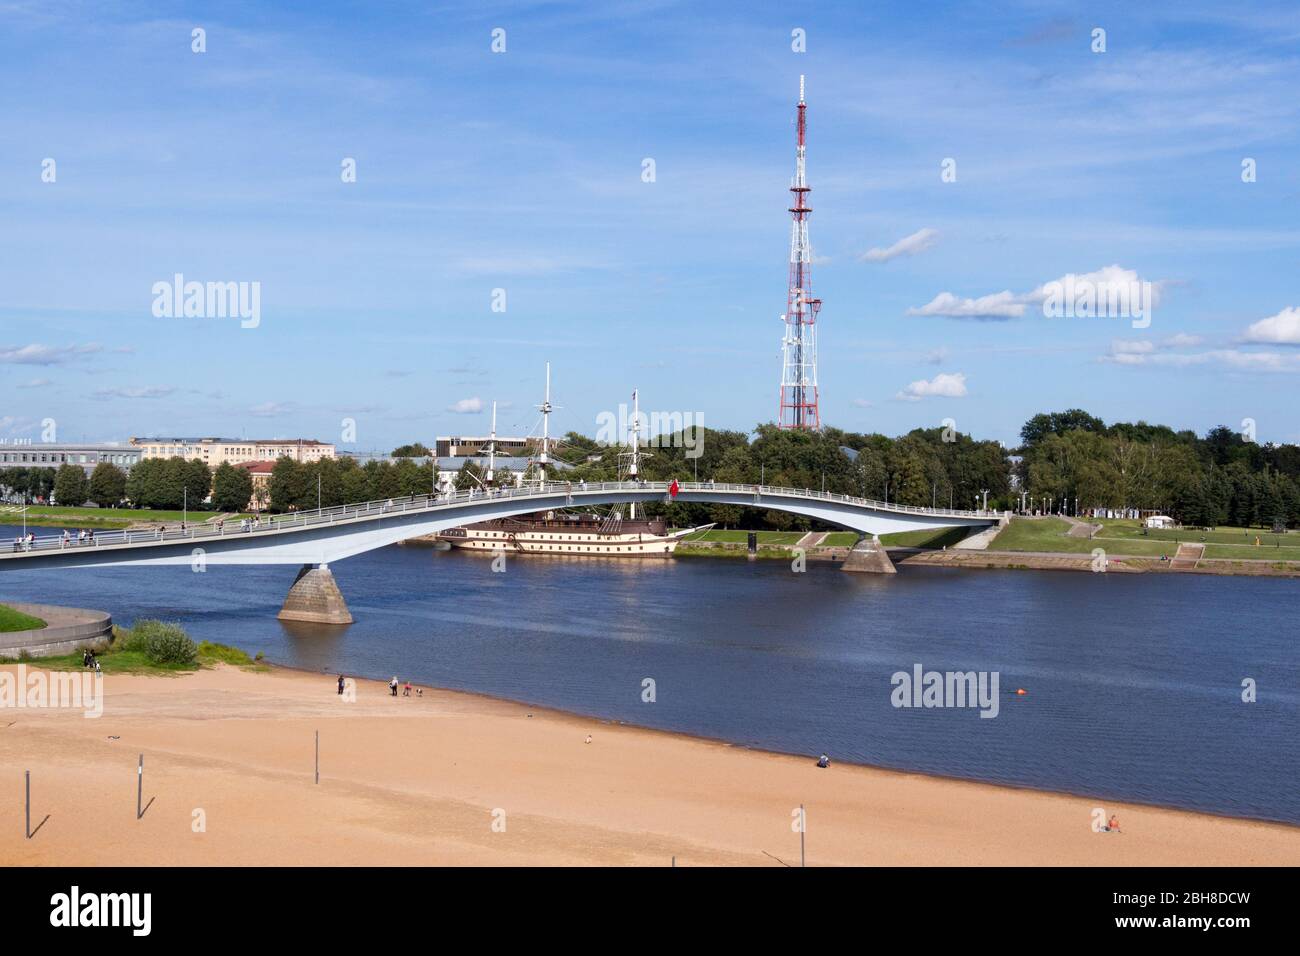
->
[778,74,822,430]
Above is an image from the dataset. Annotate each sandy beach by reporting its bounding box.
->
[1,663,1296,866]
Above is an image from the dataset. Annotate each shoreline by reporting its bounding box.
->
[675,540,1300,577]
[271,661,1300,831]
[3,661,1297,865]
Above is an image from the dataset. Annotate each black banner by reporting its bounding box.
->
[0,866,1285,940]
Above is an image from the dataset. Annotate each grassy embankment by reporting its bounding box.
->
[0,504,246,530]
[0,604,47,632]
[6,619,266,674]
[989,517,1300,562]
[675,525,966,557]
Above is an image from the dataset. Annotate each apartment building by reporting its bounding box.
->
[130,437,335,467]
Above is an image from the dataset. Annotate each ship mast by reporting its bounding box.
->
[536,363,552,485]
[485,400,497,485]
[628,388,641,519]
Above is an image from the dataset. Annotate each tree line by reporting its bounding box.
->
[4,409,1296,529]
[1016,410,1300,528]
[552,422,1011,531]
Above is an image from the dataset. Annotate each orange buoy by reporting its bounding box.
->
[1016,688,1027,696]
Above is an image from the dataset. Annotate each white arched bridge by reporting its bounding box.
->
[2,481,1002,623]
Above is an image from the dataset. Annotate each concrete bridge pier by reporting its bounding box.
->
[277,563,354,625]
[841,535,897,574]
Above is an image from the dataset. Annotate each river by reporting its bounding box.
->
[2,523,1297,825]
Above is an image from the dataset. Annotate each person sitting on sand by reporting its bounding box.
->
[817,754,830,769]
[1107,814,1121,833]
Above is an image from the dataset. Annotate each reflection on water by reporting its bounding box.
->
[2,524,1298,824]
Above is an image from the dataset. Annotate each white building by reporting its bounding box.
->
[1144,514,1175,529]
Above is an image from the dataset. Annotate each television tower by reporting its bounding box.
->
[778,74,822,430]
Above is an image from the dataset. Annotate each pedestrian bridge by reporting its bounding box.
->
[1,481,1002,624]
[1,480,997,569]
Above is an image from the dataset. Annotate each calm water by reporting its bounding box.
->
[3,523,1298,824]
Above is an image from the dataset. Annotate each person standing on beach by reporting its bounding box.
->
[337,675,345,695]
[389,676,399,697]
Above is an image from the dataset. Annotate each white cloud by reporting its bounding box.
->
[860,227,939,263]
[0,343,103,365]
[1025,265,1165,310]
[1106,334,1205,364]
[896,372,968,401]
[1105,347,1300,371]
[16,378,52,389]
[909,265,1164,321]
[1107,339,1155,359]
[93,385,176,399]
[907,290,1024,320]
[851,398,874,408]
[1243,306,1300,345]
[249,401,295,417]
[447,397,484,414]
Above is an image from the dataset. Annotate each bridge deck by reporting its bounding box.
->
[1,481,996,566]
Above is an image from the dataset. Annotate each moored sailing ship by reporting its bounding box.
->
[439,509,709,557]
[439,373,711,558]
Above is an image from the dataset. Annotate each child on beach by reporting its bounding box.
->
[402,681,411,697]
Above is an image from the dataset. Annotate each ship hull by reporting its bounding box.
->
[442,528,680,557]
[438,520,711,558]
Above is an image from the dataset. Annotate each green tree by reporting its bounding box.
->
[53,464,88,506]
[212,462,254,512]
[126,458,166,508]
[183,460,213,510]
[269,456,309,512]
[391,442,431,457]
[88,462,127,508]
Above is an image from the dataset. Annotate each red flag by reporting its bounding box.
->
[669,479,679,498]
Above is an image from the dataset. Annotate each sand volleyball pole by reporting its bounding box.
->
[136,754,143,819]
[25,770,30,839]
[315,730,319,784]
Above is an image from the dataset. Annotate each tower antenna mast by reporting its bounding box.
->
[778,73,822,430]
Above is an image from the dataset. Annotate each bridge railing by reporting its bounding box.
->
[3,480,991,555]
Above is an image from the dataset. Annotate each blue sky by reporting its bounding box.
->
[2,0,1299,452]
